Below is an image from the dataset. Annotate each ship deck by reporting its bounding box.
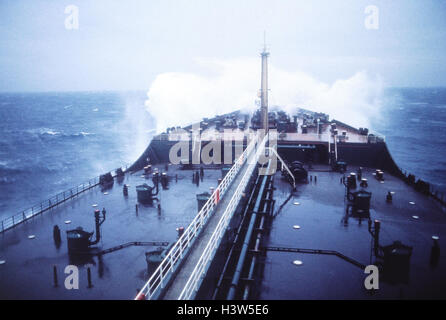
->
[0,163,445,299]
[261,165,446,299]
[162,141,258,299]
[0,165,222,299]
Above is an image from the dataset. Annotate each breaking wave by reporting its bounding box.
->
[144,57,384,133]
[21,128,95,139]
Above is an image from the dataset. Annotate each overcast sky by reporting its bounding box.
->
[1,0,445,92]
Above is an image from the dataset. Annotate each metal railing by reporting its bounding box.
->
[265,147,295,189]
[136,134,264,300]
[177,134,268,300]
[0,165,128,234]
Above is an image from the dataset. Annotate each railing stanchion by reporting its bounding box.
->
[178,134,267,300]
[160,267,164,289]
[136,135,265,300]
[0,163,131,234]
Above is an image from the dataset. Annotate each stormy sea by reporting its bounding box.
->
[0,88,445,221]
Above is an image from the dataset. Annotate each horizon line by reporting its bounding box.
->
[1,85,446,95]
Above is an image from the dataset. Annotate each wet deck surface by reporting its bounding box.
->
[1,163,445,299]
[0,165,221,299]
[163,149,256,299]
[261,165,446,299]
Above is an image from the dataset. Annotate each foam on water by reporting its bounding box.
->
[144,58,384,133]
[0,91,152,219]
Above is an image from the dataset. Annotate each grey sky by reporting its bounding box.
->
[0,0,445,92]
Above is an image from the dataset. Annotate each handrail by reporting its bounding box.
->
[177,134,268,300]
[265,147,295,189]
[0,165,129,234]
[136,134,262,300]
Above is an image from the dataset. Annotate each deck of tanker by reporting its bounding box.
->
[162,147,257,299]
[0,165,222,299]
[1,162,445,299]
[261,165,446,299]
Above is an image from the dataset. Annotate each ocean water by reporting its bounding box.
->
[0,91,154,220]
[0,88,445,221]
[372,87,446,194]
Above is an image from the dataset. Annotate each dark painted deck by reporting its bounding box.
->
[1,163,445,299]
[163,148,257,299]
[0,165,221,299]
[261,165,446,299]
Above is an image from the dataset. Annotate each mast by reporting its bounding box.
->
[260,35,269,133]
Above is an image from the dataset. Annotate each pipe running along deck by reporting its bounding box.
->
[136,134,268,300]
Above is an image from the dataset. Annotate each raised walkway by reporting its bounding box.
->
[163,146,259,299]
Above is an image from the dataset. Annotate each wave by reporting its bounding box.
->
[428,119,446,126]
[0,166,24,175]
[0,160,9,167]
[0,176,17,184]
[71,131,94,137]
[0,160,77,176]
[144,57,383,133]
[19,128,96,139]
[41,129,61,136]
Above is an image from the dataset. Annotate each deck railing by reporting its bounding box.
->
[177,134,268,300]
[0,165,128,234]
[136,134,264,300]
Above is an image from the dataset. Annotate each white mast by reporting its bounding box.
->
[260,33,269,133]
